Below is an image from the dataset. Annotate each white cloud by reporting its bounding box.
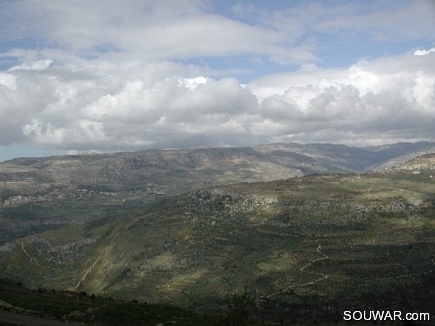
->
[249,50,435,145]
[0,48,433,150]
[0,0,311,64]
[267,0,435,42]
[414,47,435,56]
[177,76,208,90]
[0,56,261,149]
[9,59,53,71]
[0,1,434,153]
[0,72,17,89]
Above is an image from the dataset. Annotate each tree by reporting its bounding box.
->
[199,285,258,326]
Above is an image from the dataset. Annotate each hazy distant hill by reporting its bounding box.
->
[1,141,435,203]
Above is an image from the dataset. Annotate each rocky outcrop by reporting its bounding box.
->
[188,189,278,217]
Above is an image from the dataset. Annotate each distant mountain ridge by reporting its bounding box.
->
[1,141,435,204]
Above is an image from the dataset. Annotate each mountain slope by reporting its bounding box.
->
[1,145,435,323]
[1,154,434,323]
[2,141,435,203]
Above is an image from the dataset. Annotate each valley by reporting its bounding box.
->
[0,143,435,324]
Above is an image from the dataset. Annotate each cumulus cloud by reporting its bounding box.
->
[0,48,432,150]
[250,50,435,145]
[0,0,434,155]
[1,57,261,150]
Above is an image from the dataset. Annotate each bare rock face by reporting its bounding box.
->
[390,153,435,172]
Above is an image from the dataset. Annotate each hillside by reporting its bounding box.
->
[390,153,435,172]
[0,151,434,324]
[1,142,434,253]
[2,141,434,205]
[0,277,200,326]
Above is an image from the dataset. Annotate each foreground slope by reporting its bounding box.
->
[0,278,200,326]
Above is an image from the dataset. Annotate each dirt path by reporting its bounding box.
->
[19,242,40,267]
[267,245,329,298]
[72,214,150,292]
[73,232,120,292]
[267,247,434,299]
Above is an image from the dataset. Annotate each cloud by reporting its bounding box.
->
[0,1,434,153]
[414,47,435,56]
[254,0,435,43]
[2,56,260,150]
[0,0,311,64]
[250,49,435,144]
[9,59,53,71]
[0,48,432,150]
[2,1,433,66]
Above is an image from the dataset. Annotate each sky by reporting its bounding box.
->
[0,0,435,162]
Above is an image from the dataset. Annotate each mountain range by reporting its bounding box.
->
[2,141,435,199]
[1,141,435,325]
